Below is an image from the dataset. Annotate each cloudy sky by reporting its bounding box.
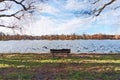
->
[1,0,120,35]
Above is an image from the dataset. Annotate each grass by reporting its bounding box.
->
[4,72,33,80]
[0,53,120,80]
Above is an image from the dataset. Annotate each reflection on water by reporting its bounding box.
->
[0,40,120,53]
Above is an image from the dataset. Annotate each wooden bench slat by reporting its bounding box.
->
[50,49,71,58]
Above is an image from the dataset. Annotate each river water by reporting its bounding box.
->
[0,40,120,53]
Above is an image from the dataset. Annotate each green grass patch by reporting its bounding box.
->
[4,72,33,80]
[67,71,120,80]
[0,53,120,79]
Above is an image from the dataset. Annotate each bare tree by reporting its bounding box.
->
[92,0,117,16]
[0,0,38,31]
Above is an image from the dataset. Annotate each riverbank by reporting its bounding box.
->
[0,53,120,80]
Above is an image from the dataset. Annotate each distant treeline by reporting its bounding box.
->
[0,32,120,40]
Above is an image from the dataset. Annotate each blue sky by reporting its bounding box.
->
[0,0,120,35]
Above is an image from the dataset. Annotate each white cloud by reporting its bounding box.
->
[38,2,59,15]
[65,0,91,10]
[24,15,94,35]
[54,17,93,34]
[24,16,57,35]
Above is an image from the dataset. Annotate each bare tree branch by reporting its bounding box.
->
[0,0,36,30]
[92,0,100,4]
[0,24,19,29]
[114,5,120,10]
[94,0,116,16]
[6,0,28,10]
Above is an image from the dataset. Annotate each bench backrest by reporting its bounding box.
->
[50,49,71,53]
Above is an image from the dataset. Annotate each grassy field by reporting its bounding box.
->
[0,53,120,80]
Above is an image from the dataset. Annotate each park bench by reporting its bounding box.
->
[50,49,71,58]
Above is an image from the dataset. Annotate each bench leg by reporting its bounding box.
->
[67,53,69,57]
[52,53,55,58]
